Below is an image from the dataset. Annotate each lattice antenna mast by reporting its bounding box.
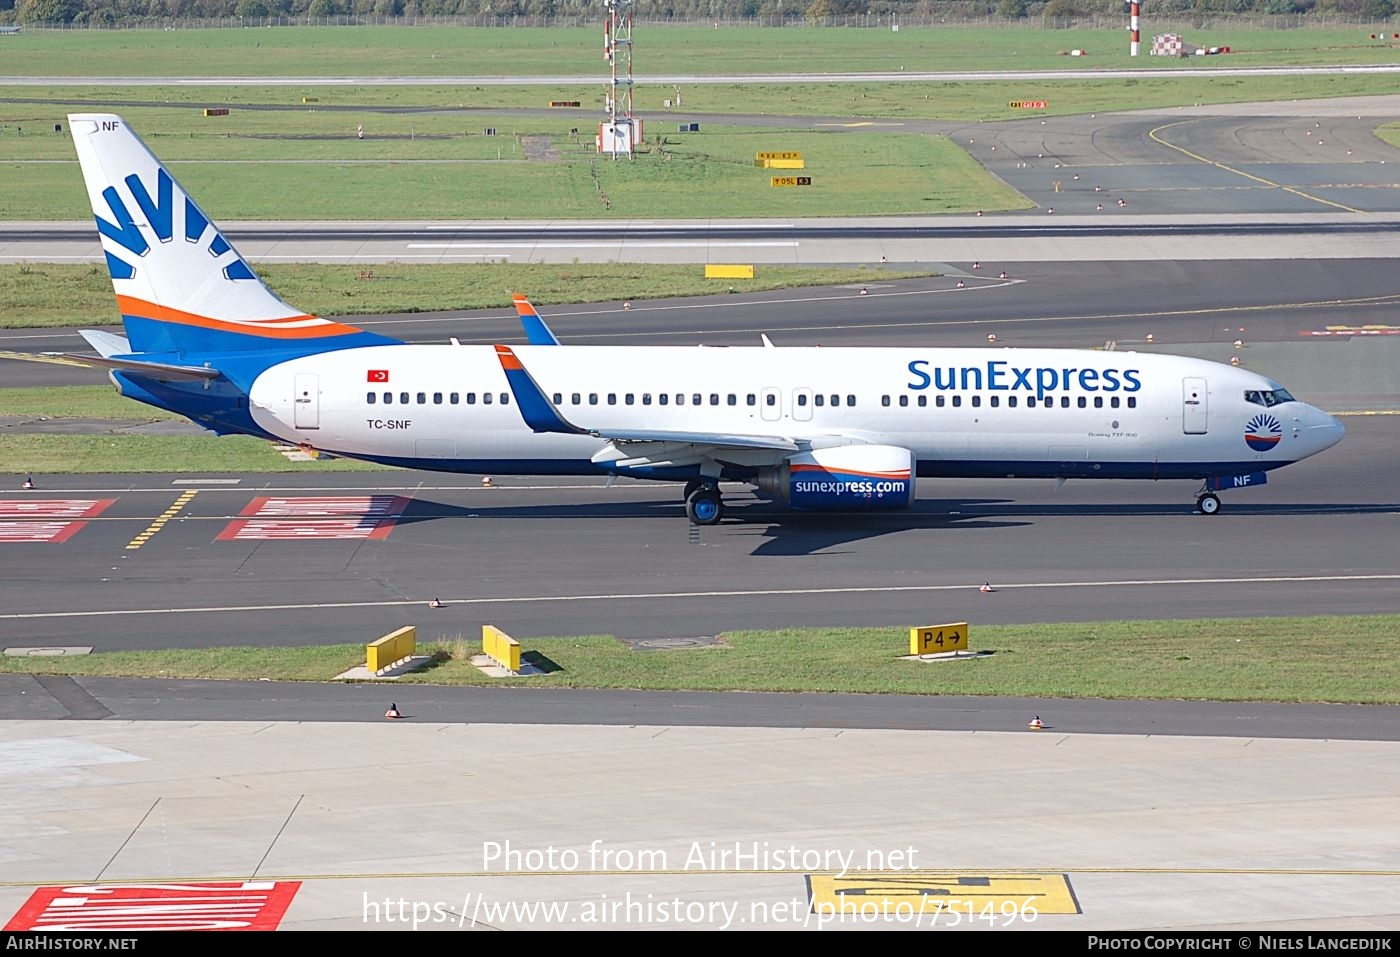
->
[603,0,634,131]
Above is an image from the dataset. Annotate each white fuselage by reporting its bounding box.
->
[247,344,1343,482]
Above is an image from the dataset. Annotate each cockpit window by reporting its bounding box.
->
[1245,389,1295,407]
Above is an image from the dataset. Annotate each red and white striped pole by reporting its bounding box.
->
[1129,1,1141,56]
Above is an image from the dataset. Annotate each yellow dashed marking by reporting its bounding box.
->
[124,490,198,551]
[0,350,92,368]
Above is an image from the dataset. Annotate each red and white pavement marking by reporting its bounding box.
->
[0,499,114,544]
[217,495,409,542]
[5,881,302,931]
[0,499,114,519]
[0,521,89,544]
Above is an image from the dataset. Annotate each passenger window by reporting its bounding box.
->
[383,392,392,404]
[366,392,376,404]
[830,395,839,407]
[899,395,909,407]
[1110,396,1120,408]
[500,394,509,406]
[1008,396,1017,408]
[797,394,808,406]
[483,392,493,405]
[1061,396,1070,408]
[400,392,409,405]
[1127,397,1137,409]
[674,394,683,406]
[626,394,635,405]
[952,395,962,408]
[814,394,825,407]
[710,394,720,405]
[589,393,599,405]
[552,393,562,404]
[417,392,426,404]
[764,394,775,406]
[642,394,652,406]
[658,394,668,406]
[1094,396,1104,408]
[693,394,702,405]
[608,393,617,405]
[882,395,891,407]
[990,395,999,408]
[571,393,581,405]
[466,393,476,405]
[450,393,459,405]
[433,392,442,405]
[747,394,757,406]
[1077,396,1087,408]
[1027,396,1037,408]
[727,394,736,406]
[936,395,946,408]
[917,395,927,408]
[970,395,980,408]
[847,395,856,407]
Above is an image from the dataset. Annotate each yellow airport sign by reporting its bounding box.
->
[909,622,968,655]
[1008,100,1049,109]
[771,176,812,187]
[705,264,754,279]
[807,872,1080,917]
[367,625,416,673]
[756,151,803,160]
[482,623,521,672]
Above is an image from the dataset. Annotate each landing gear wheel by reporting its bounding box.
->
[682,479,705,501]
[1196,493,1221,515]
[685,486,723,525]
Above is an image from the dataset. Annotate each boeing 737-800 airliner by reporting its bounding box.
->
[63,114,1344,525]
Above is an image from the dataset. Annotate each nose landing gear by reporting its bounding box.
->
[1195,489,1222,515]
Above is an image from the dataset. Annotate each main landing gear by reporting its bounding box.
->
[683,480,724,526]
[1195,487,1222,515]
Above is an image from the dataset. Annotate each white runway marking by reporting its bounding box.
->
[2,574,1398,621]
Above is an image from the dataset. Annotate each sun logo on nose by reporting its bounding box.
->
[1245,414,1282,452]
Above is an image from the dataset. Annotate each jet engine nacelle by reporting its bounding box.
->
[756,445,915,511]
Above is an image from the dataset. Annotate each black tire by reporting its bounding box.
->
[682,479,705,501]
[1196,493,1221,515]
[685,487,723,525]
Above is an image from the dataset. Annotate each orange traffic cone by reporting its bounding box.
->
[979,581,994,593]
[1028,715,1044,730]
[385,703,401,720]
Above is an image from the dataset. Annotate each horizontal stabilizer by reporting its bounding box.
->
[60,353,221,381]
[79,328,131,358]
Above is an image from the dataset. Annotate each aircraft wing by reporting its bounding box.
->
[493,344,805,454]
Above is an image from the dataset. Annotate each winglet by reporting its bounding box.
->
[512,293,561,346]
[494,344,588,435]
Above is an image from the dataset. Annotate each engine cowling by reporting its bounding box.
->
[755,445,915,511]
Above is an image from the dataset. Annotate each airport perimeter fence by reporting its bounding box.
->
[7,13,1399,31]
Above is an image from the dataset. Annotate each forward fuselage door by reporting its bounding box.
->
[294,372,320,429]
[761,386,782,422]
[1182,377,1208,435]
[791,387,813,422]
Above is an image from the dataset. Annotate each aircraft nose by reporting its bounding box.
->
[1306,407,1345,453]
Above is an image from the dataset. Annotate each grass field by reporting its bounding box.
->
[4,25,1400,77]
[4,614,1398,705]
[0,262,933,328]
